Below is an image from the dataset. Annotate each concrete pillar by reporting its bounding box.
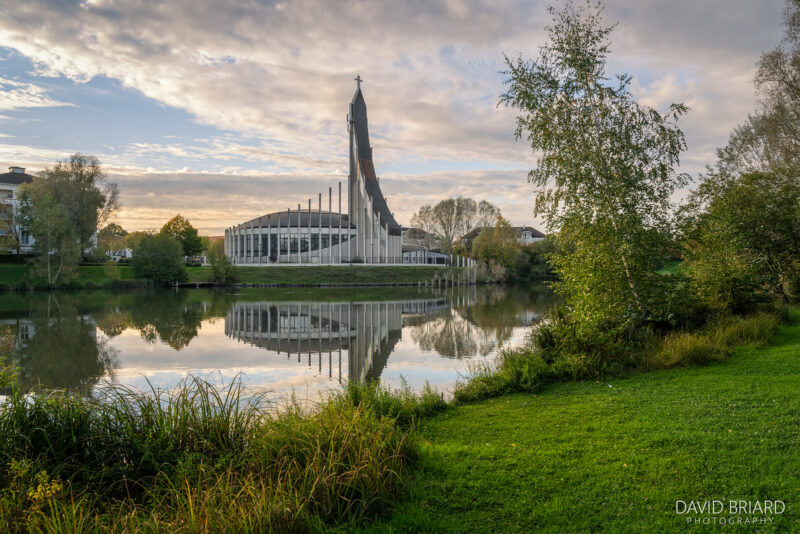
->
[249,221,254,265]
[338,181,343,264]
[266,216,271,264]
[297,204,302,265]
[377,210,381,264]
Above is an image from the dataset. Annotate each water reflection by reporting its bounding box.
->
[226,299,450,384]
[2,294,119,394]
[1,284,557,397]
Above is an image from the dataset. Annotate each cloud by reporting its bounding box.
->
[0,77,74,111]
[0,0,786,232]
[94,167,535,234]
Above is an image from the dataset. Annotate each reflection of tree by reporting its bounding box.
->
[93,289,236,347]
[409,309,487,358]
[127,292,204,350]
[13,294,118,394]
[408,284,558,359]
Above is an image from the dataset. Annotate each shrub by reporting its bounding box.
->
[131,233,187,284]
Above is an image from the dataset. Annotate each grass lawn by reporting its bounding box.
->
[355,310,800,533]
[186,265,460,285]
[0,264,461,289]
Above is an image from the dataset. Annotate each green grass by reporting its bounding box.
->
[0,264,465,289]
[355,309,800,533]
[0,265,30,287]
[187,265,464,285]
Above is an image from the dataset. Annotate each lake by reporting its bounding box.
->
[0,283,556,401]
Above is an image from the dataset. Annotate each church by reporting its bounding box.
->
[224,78,403,265]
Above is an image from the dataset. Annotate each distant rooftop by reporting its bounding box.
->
[0,166,34,186]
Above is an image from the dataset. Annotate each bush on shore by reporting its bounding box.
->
[0,377,444,532]
[453,306,789,405]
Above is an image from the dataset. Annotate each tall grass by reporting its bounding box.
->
[453,307,789,405]
[648,311,783,368]
[0,376,439,532]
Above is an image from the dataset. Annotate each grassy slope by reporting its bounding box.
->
[187,265,458,285]
[357,310,800,533]
[0,264,458,288]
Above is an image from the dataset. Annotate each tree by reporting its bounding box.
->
[97,223,128,256]
[131,233,187,283]
[715,1,800,177]
[472,215,521,270]
[684,170,800,307]
[207,239,238,285]
[160,215,204,257]
[38,154,119,257]
[125,231,149,253]
[412,197,501,252]
[500,1,690,329]
[477,200,501,228]
[18,182,79,287]
[409,205,440,250]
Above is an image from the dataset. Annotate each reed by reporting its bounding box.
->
[0,377,433,532]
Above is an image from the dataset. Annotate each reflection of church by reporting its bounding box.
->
[225,299,451,383]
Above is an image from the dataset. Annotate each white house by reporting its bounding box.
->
[0,166,35,254]
[516,226,546,245]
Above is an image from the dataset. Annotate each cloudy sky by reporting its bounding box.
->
[0,0,785,235]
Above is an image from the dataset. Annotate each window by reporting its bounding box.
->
[0,189,12,200]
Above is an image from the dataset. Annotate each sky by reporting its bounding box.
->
[0,0,786,235]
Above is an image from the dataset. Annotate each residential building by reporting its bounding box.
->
[0,166,35,254]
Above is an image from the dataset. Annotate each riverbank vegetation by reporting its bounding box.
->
[450,0,800,405]
[0,263,468,290]
[0,378,445,532]
[358,310,800,532]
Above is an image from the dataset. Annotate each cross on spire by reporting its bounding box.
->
[355,74,362,91]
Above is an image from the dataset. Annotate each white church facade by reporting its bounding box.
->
[224,80,405,265]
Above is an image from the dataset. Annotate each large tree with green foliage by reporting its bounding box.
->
[36,154,119,257]
[684,170,800,309]
[472,215,521,269]
[131,233,187,283]
[18,183,80,287]
[501,1,690,329]
[160,215,204,257]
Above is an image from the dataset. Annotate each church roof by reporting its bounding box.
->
[237,211,355,229]
[350,85,402,237]
[350,88,372,161]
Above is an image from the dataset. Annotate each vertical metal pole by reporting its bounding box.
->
[307,198,312,264]
[328,186,332,264]
[318,192,322,264]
